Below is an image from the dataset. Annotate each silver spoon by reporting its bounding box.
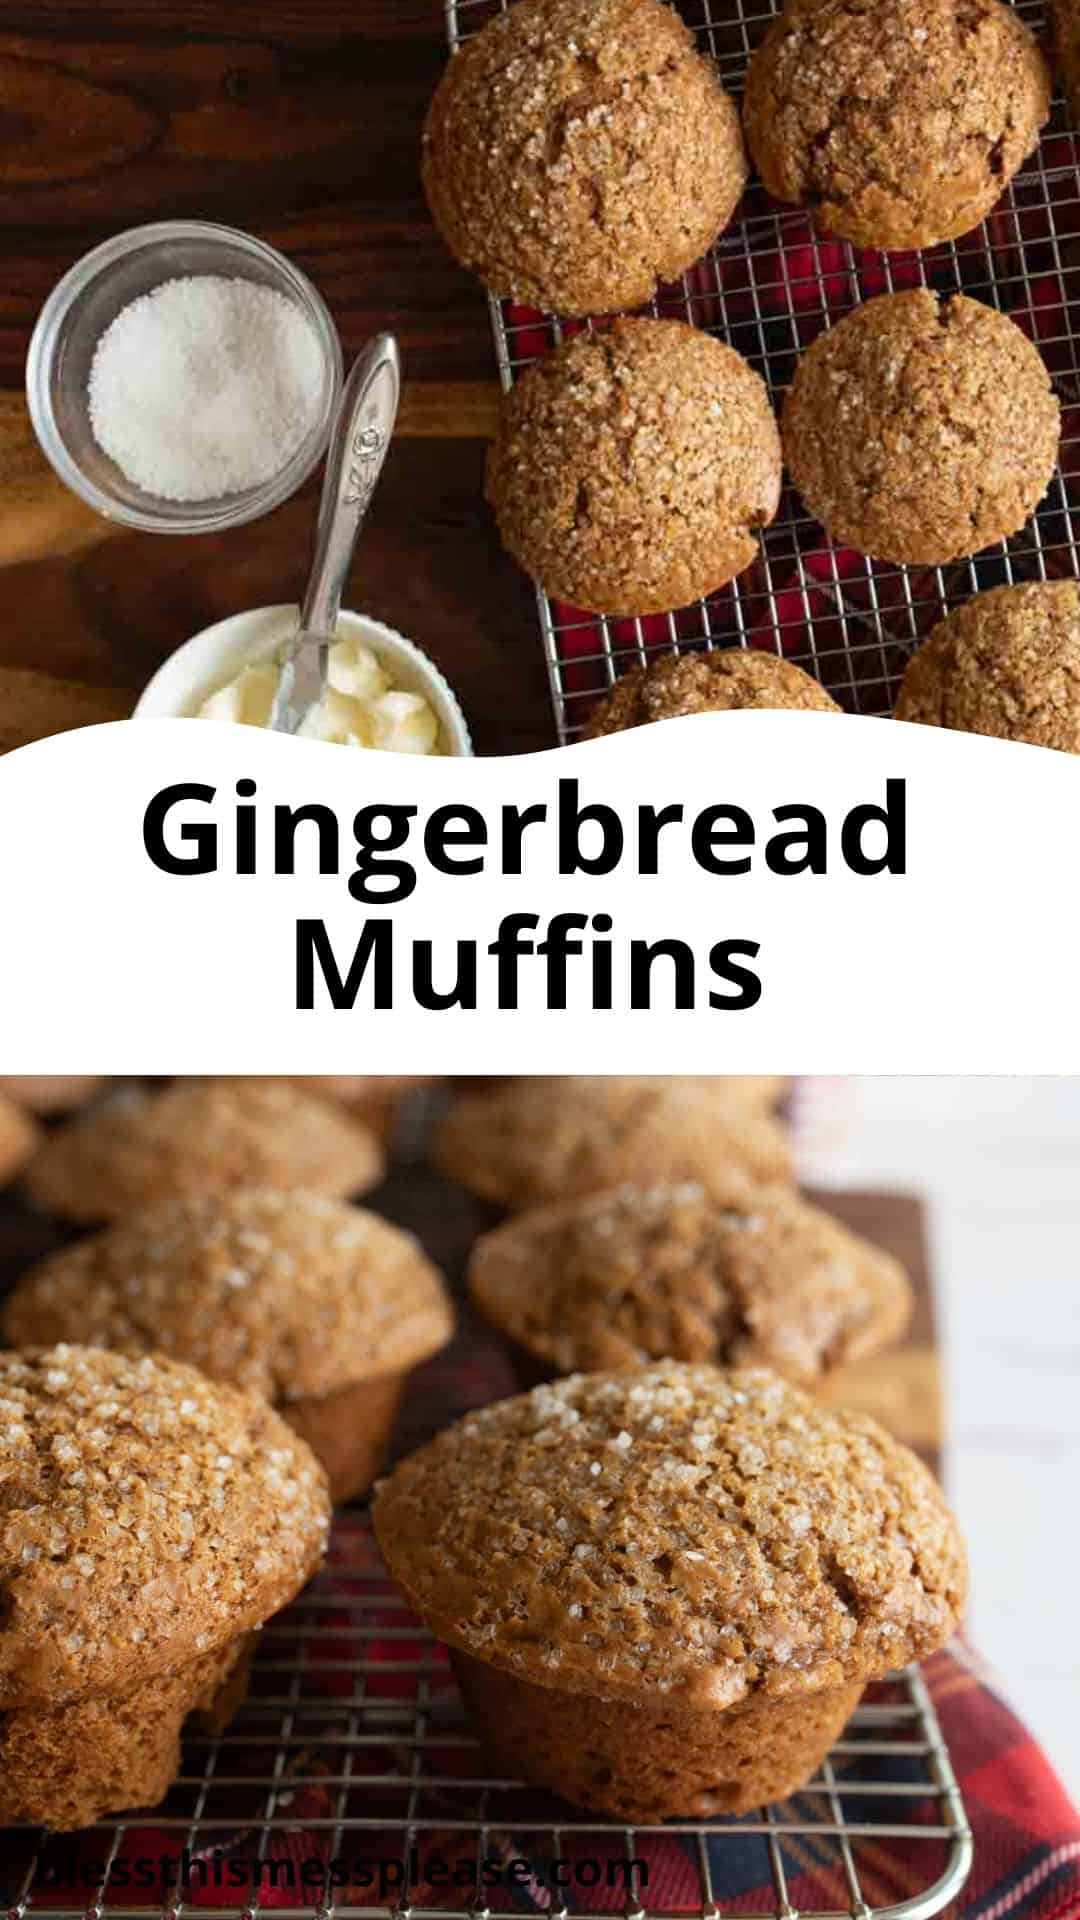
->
[270,330,402,735]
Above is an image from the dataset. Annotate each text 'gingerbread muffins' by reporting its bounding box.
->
[468,1180,912,1385]
[423,0,747,315]
[434,1075,792,1213]
[374,1363,966,1819]
[486,318,782,616]
[896,580,1080,751]
[4,1190,454,1504]
[745,0,1049,252]
[588,649,839,735]
[0,1345,330,1828]
[783,291,1059,566]
[24,1077,385,1223]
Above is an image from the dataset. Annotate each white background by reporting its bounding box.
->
[800,1076,1080,1804]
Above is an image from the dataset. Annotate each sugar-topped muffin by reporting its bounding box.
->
[783,291,1059,565]
[587,649,840,734]
[744,0,1049,252]
[0,1075,101,1115]
[374,1362,966,1818]
[23,1077,385,1223]
[4,1190,454,1503]
[468,1181,912,1384]
[896,580,1080,751]
[0,1092,40,1188]
[422,0,747,316]
[433,1076,793,1212]
[486,318,782,615]
[0,1345,330,1827]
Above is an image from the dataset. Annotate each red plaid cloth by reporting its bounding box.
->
[3,1310,1077,1920]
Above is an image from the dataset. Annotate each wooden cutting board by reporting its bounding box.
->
[0,1,549,757]
[0,1154,942,1475]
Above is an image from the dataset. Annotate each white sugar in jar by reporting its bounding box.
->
[88,276,325,502]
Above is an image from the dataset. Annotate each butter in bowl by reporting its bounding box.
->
[134,605,472,756]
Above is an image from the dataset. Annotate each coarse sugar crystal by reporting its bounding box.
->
[87,274,324,502]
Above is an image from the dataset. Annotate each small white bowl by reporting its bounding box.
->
[133,605,473,756]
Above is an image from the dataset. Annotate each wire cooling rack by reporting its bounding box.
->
[444,0,1080,742]
[0,1510,972,1920]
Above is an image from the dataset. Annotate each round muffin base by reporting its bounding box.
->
[0,1633,254,1830]
[282,1370,405,1505]
[451,1650,863,1820]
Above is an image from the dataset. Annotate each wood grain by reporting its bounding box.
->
[0,3,546,753]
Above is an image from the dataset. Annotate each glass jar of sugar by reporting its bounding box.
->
[26,222,342,534]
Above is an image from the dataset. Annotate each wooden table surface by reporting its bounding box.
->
[0,1,553,757]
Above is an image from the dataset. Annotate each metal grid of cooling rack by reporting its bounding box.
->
[445,0,1080,742]
[0,1510,973,1920]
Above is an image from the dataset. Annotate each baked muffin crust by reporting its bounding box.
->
[23,1078,385,1222]
[744,0,1050,251]
[0,1345,329,1708]
[468,1181,912,1383]
[0,1076,101,1115]
[373,1362,966,1707]
[433,1076,793,1211]
[783,291,1060,565]
[4,1189,453,1401]
[0,1093,40,1188]
[587,649,839,734]
[896,579,1080,750]
[486,318,782,615]
[422,0,747,315]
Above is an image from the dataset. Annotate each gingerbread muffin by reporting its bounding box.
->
[783,291,1060,565]
[422,0,747,316]
[896,579,1080,750]
[0,1075,101,1115]
[0,1093,40,1188]
[3,1190,454,1504]
[744,0,1050,252]
[587,649,839,735]
[0,1345,329,1828]
[292,1075,437,1140]
[1052,0,1080,120]
[468,1181,912,1386]
[433,1077,792,1213]
[374,1363,966,1819]
[23,1078,385,1224]
[486,318,782,615]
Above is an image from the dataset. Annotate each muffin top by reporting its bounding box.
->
[0,1076,101,1116]
[0,1345,330,1709]
[293,1075,435,1107]
[468,1181,912,1383]
[3,1190,454,1402]
[23,1079,385,1223]
[783,291,1059,566]
[374,1362,966,1706]
[422,0,747,315]
[434,1077,792,1211]
[486,318,782,616]
[587,650,839,735]
[896,580,1080,752]
[744,0,1049,252]
[0,1094,40,1187]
